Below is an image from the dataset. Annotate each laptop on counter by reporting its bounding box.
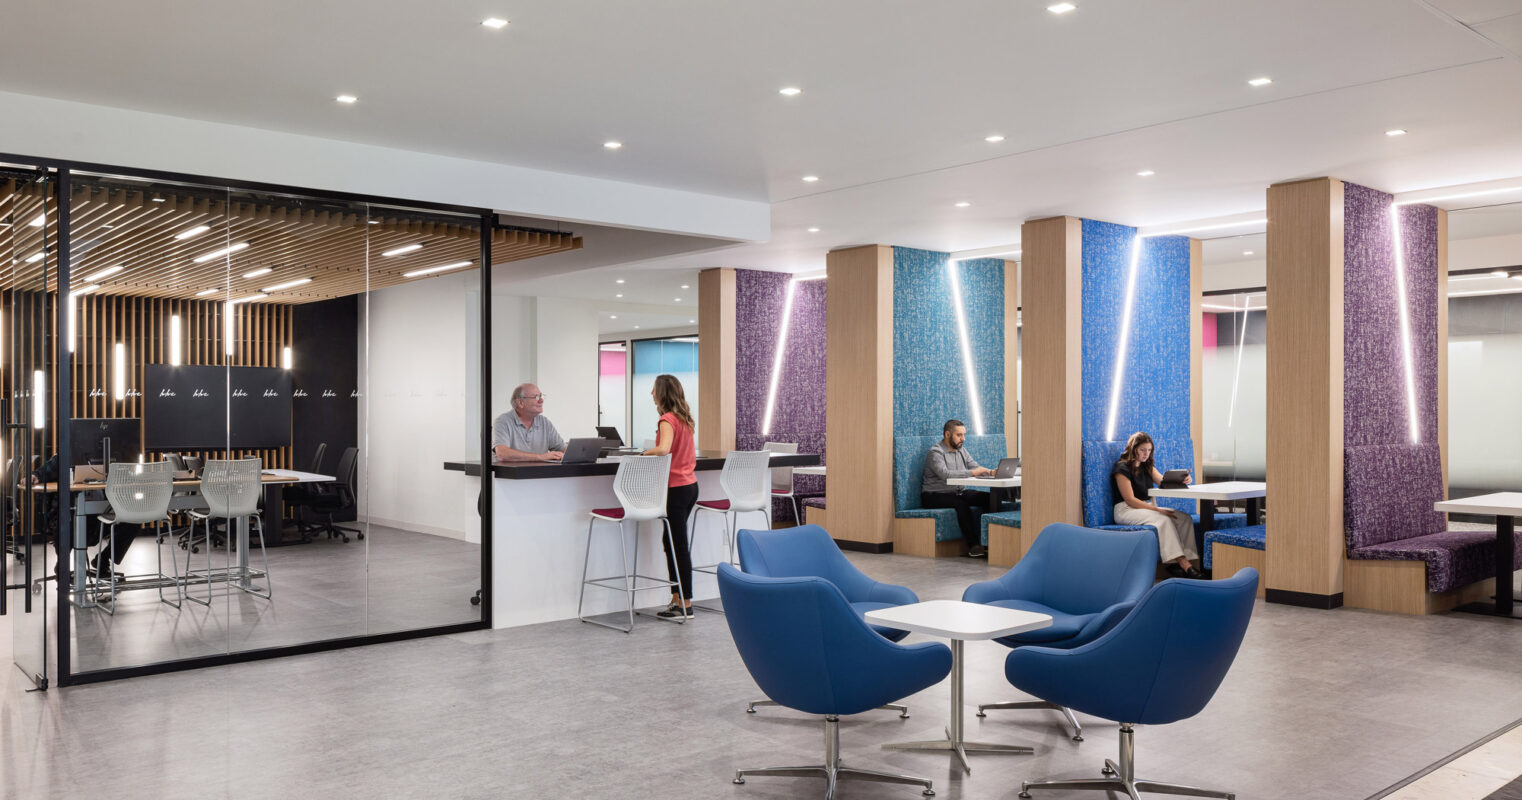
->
[560,438,606,465]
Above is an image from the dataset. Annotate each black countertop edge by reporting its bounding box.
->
[443,452,821,480]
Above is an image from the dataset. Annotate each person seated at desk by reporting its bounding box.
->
[1112,431,1202,579]
[493,383,567,463]
[921,418,995,558]
[28,455,139,584]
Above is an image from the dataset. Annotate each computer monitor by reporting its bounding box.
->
[69,417,143,466]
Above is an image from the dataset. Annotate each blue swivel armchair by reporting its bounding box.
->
[1011,568,1259,800]
[718,563,951,799]
[962,523,1158,741]
[738,525,921,717]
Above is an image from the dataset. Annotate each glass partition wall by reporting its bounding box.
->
[1,161,492,687]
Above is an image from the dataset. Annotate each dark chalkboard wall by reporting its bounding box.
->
[144,365,292,449]
[292,296,358,491]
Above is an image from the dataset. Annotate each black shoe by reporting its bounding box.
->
[1165,563,1188,579]
[657,604,693,619]
[966,546,988,558]
[1184,566,1206,579]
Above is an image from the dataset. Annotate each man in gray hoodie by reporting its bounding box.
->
[920,419,996,557]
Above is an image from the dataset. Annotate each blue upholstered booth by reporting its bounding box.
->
[1204,524,1266,570]
[963,524,1158,740]
[738,525,918,641]
[719,563,951,798]
[1008,568,1259,800]
[1081,438,1247,533]
[893,434,1010,542]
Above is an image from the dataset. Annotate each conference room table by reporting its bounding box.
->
[867,600,1051,774]
[40,468,333,605]
[1149,480,1266,560]
[1435,492,1522,619]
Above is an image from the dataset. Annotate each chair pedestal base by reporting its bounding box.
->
[734,716,934,799]
[1019,724,1234,800]
[976,699,1084,741]
[746,699,909,718]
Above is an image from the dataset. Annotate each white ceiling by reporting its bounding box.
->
[4,0,1522,302]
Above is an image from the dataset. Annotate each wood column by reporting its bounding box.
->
[696,268,736,452]
[1265,177,1346,605]
[1019,217,1083,551]
[1004,258,1021,459]
[1189,238,1204,472]
[825,245,894,547]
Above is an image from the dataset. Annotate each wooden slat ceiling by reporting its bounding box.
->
[0,176,581,304]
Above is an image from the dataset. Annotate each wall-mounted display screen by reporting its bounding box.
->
[144,364,292,449]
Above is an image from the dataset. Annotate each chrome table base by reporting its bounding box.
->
[880,639,1033,773]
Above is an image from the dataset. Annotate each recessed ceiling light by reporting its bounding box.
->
[1248,77,1273,87]
[70,284,101,297]
[1385,129,1407,137]
[1243,250,1254,256]
[1137,170,1156,177]
[634,325,641,329]
[102,225,114,230]
[24,252,44,263]
[261,277,314,293]
[689,319,696,324]
[83,266,124,282]
[807,227,820,233]
[381,243,424,257]
[195,288,221,297]
[28,213,44,228]
[674,297,682,302]
[193,242,249,263]
[151,197,167,202]
[403,261,473,278]
[242,267,273,279]
[482,17,508,29]
[616,279,625,284]
[616,293,623,298]
[779,87,802,96]
[368,220,381,225]
[174,225,211,240]
[802,175,820,183]
[680,284,690,289]
[336,94,357,104]
[229,293,267,305]
[604,141,623,150]
[955,201,971,208]
[985,134,1005,143]
[1047,2,1076,14]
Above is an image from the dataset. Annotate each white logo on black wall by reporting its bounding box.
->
[322,389,336,398]
[263,389,279,397]
[293,389,308,397]
[159,388,176,397]
[192,389,210,398]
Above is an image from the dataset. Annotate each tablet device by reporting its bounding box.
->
[1159,469,1190,489]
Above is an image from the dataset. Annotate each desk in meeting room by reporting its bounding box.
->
[444,450,820,629]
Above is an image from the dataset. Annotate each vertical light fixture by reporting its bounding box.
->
[113,342,126,401]
[169,314,183,366]
[1104,235,1145,442]
[283,346,293,370]
[1389,204,1420,443]
[760,279,798,436]
[225,302,235,356]
[32,370,45,429]
[947,258,985,435]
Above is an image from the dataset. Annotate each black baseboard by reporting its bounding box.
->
[1265,588,1344,609]
[835,539,893,554]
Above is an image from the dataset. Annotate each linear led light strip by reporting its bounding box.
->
[759,279,798,436]
[947,258,985,435]
[1393,186,1522,206]
[1390,204,1420,443]
[1104,236,1145,442]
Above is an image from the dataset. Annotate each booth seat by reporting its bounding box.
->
[1344,444,1522,612]
[1081,438,1248,533]
[801,496,828,528]
[981,510,1024,567]
[1203,525,1266,570]
[892,434,1009,557]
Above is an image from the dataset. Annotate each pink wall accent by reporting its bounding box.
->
[599,350,626,377]
[1202,312,1217,349]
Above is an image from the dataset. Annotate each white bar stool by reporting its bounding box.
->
[94,461,177,614]
[578,454,685,633]
[186,458,271,604]
[691,450,773,613]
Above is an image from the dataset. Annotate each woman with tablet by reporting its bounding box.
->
[1112,431,1202,578]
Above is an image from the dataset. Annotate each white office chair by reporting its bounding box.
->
[186,458,271,604]
[762,441,801,524]
[579,455,685,632]
[691,450,772,612]
[97,461,177,614]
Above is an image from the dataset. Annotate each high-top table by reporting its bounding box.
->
[1435,492,1522,619]
[1149,481,1266,559]
[866,600,1052,773]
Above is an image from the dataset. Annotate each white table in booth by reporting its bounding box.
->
[947,475,1021,510]
[1148,480,1266,560]
[1434,492,1522,619]
[865,600,1052,773]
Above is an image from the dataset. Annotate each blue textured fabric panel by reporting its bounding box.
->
[1080,220,1192,443]
[1203,524,1266,570]
[892,247,1005,438]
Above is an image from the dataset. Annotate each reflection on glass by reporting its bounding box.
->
[631,337,700,447]
[1201,295,1266,482]
[598,342,628,443]
[1448,291,1522,498]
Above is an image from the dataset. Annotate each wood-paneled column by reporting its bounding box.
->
[825,245,894,547]
[1265,177,1346,606]
[1019,217,1083,550]
[697,267,736,451]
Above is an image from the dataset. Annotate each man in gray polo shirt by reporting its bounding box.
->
[493,383,567,462]
[921,418,996,557]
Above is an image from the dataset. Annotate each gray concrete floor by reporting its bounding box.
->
[4,548,1522,799]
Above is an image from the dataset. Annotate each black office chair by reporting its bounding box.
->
[282,442,328,527]
[294,446,362,543]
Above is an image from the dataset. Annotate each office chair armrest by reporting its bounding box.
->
[864,580,919,606]
[1074,601,1136,644]
[961,578,1009,605]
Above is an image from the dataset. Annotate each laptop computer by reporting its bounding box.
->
[993,457,1022,479]
[560,438,605,465]
[596,426,624,447]
[1159,469,1190,489]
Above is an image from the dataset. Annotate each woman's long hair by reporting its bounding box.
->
[652,374,696,431]
[1120,431,1155,471]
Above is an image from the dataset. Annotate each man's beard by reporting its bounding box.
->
[948,438,962,450]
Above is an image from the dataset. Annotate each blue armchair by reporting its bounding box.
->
[738,524,921,717]
[718,564,950,799]
[962,523,1158,741]
[1010,568,1259,800]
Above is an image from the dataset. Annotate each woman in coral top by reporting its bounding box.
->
[643,373,698,618]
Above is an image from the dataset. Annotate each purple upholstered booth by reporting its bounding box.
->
[1344,443,1522,593]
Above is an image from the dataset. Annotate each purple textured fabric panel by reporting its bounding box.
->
[735,269,791,434]
[1343,444,1446,549]
[1351,530,1522,593]
[1342,182,1441,448]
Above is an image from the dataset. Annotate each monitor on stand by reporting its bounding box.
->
[68,418,143,467]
